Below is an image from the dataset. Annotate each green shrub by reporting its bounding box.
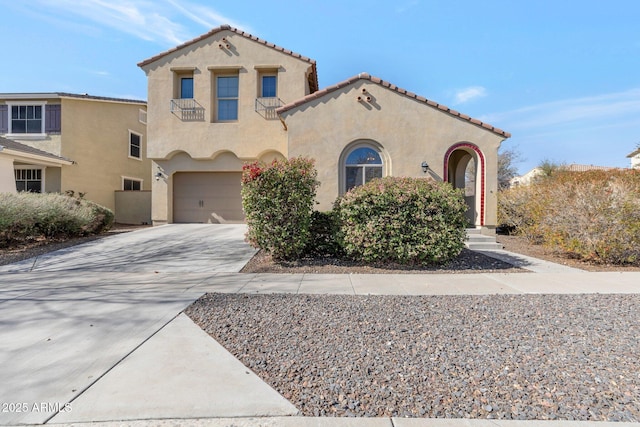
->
[303,210,343,258]
[241,157,319,260]
[0,192,114,247]
[498,169,640,265]
[335,177,467,265]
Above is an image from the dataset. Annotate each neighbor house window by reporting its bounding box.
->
[15,168,42,192]
[129,131,142,159]
[123,178,142,191]
[344,146,383,192]
[216,75,239,121]
[261,75,277,98]
[11,105,44,134]
[180,77,194,99]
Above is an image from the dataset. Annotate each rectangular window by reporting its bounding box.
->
[217,76,239,121]
[261,75,277,98]
[180,77,194,99]
[15,169,42,193]
[129,131,141,159]
[12,105,42,134]
[123,178,142,191]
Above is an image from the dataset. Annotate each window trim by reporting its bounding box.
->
[215,74,239,122]
[179,77,194,99]
[14,165,45,193]
[339,141,389,195]
[128,130,143,160]
[260,74,277,98]
[122,176,143,191]
[6,101,47,139]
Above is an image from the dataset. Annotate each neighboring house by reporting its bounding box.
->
[0,136,73,192]
[509,167,545,187]
[138,25,510,233]
[0,93,151,224]
[627,147,640,169]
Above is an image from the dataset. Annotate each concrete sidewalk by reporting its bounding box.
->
[32,269,640,426]
[1,224,638,426]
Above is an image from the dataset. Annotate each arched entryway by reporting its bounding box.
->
[444,143,485,227]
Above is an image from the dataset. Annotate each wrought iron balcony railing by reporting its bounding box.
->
[170,98,205,121]
[255,97,283,120]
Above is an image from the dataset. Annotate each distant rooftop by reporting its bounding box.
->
[0,92,146,105]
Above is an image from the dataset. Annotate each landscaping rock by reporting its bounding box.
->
[186,293,640,421]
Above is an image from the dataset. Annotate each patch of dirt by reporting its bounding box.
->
[241,248,524,274]
[496,234,640,272]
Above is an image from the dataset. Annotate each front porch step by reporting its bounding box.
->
[465,229,503,250]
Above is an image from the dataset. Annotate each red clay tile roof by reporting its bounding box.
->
[137,25,319,92]
[277,73,511,138]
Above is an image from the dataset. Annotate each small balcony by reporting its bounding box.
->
[255,97,283,120]
[170,98,205,121]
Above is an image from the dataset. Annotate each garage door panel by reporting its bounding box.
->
[173,172,244,224]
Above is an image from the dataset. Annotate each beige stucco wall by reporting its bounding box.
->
[59,98,150,212]
[282,80,505,228]
[0,156,16,192]
[142,29,314,223]
[141,29,314,162]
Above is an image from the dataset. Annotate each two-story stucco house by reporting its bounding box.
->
[0,93,151,224]
[139,25,510,233]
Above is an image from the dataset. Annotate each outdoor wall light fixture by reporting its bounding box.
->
[155,169,167,181]
[421,161,429,173]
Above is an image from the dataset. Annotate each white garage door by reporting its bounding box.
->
[173,172,244,223]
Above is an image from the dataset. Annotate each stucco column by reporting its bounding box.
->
[151,161,169,225]
[0,156,17,193]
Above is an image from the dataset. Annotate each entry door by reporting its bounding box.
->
[173,172,244,223]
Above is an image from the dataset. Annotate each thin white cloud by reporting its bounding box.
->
[481,88,640,131]
[165,0,251,32]
[454,86,487,104]
[34,0,248,45]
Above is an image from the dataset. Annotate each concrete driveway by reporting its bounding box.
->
[0,224,257,274]
[0,224,278,425]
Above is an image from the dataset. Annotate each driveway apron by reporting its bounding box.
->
[0,224,258,425]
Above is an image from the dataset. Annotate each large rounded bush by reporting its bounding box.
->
[336,177,467,265]
[0,192,114,247]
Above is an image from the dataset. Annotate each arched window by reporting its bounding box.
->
[344,146,383,192]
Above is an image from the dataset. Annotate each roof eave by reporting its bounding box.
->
[138,25,317,70]
[0,147,74,166]
[277,73,511,139]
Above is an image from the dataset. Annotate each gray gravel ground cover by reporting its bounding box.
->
[185,293,640,421]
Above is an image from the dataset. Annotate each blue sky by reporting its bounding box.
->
[1,0,639,174]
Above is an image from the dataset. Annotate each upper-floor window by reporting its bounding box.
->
[180,77,194,99]
[1,102,57,137]
[129,131,142,159]
[12,105,43,134]
[261,75,277,98]
[216,75,239,121]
